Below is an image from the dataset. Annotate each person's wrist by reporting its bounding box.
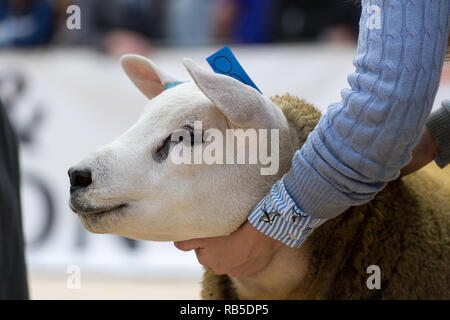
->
[244,221,283,251]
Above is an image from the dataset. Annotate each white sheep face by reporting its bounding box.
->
[68,55,293,242]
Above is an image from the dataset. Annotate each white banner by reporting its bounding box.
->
[1,46,447,278]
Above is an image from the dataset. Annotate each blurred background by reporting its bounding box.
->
[0,0,449,300]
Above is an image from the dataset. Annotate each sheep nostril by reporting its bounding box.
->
[68,167,92,191]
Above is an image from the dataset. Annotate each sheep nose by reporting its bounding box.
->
[68,167,92,192]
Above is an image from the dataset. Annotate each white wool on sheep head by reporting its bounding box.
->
[68,54,294,242]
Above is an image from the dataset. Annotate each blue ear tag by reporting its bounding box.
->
[207,46,262,94]
[164,81,184,90]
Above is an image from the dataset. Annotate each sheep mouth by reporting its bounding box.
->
[71,203,128,217]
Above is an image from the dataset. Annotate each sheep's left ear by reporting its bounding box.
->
[182,58,276,129]
[121,54,180,100]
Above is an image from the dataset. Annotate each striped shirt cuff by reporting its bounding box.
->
[248,176,327,248]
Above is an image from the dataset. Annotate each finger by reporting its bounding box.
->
[195,248,223,272]
[227,262,252,278]
[227,256,268,278]
[211,265,229,275]
[174,239,205,251]
[194,248,207,266]
[228,266,255,278]
[223,258,251,278]
[195,250,227,274]
[213,261,242,276]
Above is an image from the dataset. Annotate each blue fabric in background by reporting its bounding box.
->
[233,0,274,43]
[0,0,54,47]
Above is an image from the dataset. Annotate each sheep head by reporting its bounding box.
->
[68,55,293,242]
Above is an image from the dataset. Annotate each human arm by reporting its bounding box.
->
[250,0,450,247]
[175,1,450,276]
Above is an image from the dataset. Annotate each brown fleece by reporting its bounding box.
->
[201,94,450,300]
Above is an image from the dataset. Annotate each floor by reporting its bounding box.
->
[29,274,201,300]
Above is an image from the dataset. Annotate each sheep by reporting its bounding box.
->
[68,55,450,300]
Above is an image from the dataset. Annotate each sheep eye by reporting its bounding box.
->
[153,136,171,163]
[182,125,204,147]
[153,125,204,163]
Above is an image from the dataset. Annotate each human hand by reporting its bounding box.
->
[401,126,439,177]
[174,221,283,278]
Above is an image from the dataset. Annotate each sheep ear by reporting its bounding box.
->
[182,58,272,129]
[121,54,179,100]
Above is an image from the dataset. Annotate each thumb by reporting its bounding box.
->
[174,239,205,251]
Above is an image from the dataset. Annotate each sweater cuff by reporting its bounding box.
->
[426,101,450,168]
[283,147,358,219]
[248,176,327,248]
